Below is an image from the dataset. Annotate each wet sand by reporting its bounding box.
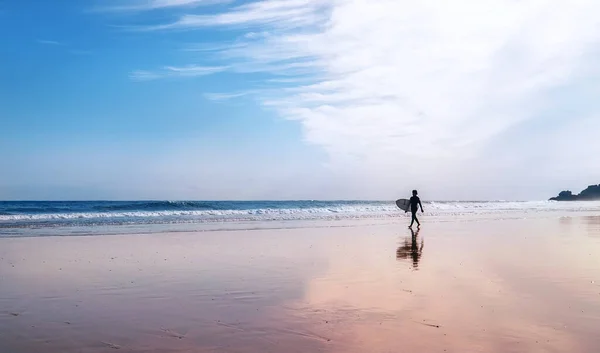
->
[1,215,600,352]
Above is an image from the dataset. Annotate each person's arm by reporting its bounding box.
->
[419,199,424,213]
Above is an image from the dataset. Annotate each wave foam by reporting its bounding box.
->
[2,201,600,224]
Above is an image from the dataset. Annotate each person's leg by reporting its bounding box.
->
[415,214,420,226]
[410,211,416,227]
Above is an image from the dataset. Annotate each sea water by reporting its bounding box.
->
[1,200,599,237]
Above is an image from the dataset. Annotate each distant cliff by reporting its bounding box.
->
[550,184,600,201]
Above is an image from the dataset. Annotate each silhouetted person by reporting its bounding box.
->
[405,189,424,228]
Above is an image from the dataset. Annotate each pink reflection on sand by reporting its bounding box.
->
[1,216,600,352]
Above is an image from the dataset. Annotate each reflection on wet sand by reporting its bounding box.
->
[2,217,600,352]
[396,227,424,269]
[583,216,600,237]
[559,216,573,227]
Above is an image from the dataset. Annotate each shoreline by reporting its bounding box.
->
[2,209,600,238]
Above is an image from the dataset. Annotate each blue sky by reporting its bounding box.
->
[1,0,600,200]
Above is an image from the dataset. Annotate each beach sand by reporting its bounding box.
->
[1,215,600,352]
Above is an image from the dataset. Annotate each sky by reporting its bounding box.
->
[1,0,599,201]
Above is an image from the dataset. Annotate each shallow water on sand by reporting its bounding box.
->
[1,215,600,352]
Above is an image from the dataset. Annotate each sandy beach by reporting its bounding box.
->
[2,215,600,353]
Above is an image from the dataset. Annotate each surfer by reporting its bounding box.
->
[406,190,424,228]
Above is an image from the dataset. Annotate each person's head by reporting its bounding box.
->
[412,189,418,196]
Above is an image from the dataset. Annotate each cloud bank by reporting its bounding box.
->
[129,0,600,199]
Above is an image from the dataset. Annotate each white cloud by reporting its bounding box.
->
[164,64,227,76]
[130,65,226,81]
[131,0,600,199]
[95,0,230,12]
[143,0,330,30]
[204,91,256,101]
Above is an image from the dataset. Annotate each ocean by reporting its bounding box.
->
[1,200,599,237]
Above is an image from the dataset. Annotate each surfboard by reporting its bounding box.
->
[395,199,410,212]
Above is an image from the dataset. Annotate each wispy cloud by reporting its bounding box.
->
[37,39,93,56]
[122,0,600,198]
[94,0,231,12]
[37,39,63,46]
[141,0,330,30]
[204,91,257,101]
[130,65,226,81]
[129,70,163,81]
[165,65,226,76]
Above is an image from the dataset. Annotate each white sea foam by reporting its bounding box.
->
[1,201,599,223]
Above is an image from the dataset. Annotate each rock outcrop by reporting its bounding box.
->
[550,184,600,201]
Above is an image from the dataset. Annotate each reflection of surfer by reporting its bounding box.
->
[406,190,424,228]
[396,227,424,269]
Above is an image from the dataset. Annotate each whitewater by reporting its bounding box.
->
[1,200,599,237]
